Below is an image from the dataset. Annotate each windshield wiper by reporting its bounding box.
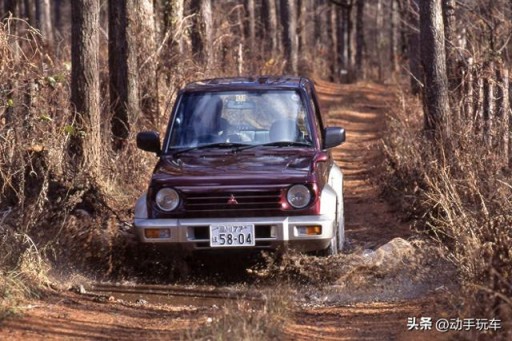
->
[171,142,251,156]
[236,141,312,151]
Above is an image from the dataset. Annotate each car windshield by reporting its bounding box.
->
[166,90,313,152]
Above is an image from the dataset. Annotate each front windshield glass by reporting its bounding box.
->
[166,90,313,152]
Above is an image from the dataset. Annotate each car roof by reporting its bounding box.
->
[183,76,312,92]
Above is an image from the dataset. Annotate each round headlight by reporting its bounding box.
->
[287,184,311,209]
[156,188,180,211]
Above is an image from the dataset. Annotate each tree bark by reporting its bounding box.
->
[336,5,345,81]
[3,0,17,19]
[355,0,365,80]
[408,0,422,95]
[135,0,159,128]
[442,0,457,93]
[482,61,494,146]
[474,66,484,134]
[280,0,298,74]
[246,0,256,58]
[495,63,509,162]
[23,0,35,25]
[190,0,213,72]
[462,57,474,121]
[420,0,451,138]
[390,0,399,74]
[333,1,354,82]
[109,0,139,150]
[164,0,185,63]
[54,0,63,37]
[298,0,313,71]
[71,0,101,172]
[263,0,279,57]
[36,0,54,50]
[330,4,339,81]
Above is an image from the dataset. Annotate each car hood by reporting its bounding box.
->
[151,149,320,186]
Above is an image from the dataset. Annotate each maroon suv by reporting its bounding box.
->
[134,76,345,256]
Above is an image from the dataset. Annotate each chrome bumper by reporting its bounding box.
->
[133,215,334,252]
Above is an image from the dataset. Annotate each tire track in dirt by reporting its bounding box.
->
[282,80,449,341]
[316,80,413,249]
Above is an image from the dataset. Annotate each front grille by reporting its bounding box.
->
[182,190,282,212]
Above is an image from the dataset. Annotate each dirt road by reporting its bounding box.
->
[0,81,453,340]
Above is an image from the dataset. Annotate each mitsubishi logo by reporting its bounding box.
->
[227,194,238,205]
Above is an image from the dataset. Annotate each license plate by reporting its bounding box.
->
[210,224,255,247]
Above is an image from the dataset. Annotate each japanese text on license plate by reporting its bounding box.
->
[210,224,255,247]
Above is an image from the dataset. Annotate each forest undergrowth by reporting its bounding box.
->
[0,17,289,320]
[0,21,149,318]
[383,85,512,334]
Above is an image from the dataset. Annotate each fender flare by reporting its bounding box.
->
[134,192,148,219]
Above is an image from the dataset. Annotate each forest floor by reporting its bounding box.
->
[0,81,459,340]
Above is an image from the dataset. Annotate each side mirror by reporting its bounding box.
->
[136,131,161,155]
[323,127,345,149]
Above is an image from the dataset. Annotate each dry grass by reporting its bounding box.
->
[382,88,512,334]
[0,231,51,321]
[186,288,291,341]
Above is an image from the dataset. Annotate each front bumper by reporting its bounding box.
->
[133,215,334,252]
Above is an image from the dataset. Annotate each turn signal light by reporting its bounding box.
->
[298,226,322,235]
[306,226,322,235]
[144,229,170,239]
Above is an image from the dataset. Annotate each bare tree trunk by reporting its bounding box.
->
[54,0,63,38]
[246,0,256,63]
[330,4,339,81]
[375,0,384,81]
[299,0,312,51]
[71,0,101,173]
[462,57,474,121]
[109,0,139,150]
[495,63,509,162]
[2,1,17,128]
[164,0,185,70]
[355,0,365,80]
[390,0,399,74]
[201,0,214,71]
[135,0,159,128]
[280,0,298,74]
[442,0,457,94]
[474,66,484,134]
[190,0,213,72]
[332,1,354,82]
[420,0,451,138]
[36,0,54,50]
[396,0,409,62]
[23,0,35,25]
[237,5,245,74]
[482,61,494,146]
[263,0,279,57]
[3,0,16,19]
[345,3,354,82]
[336,5,344,81]
[408,0,422,95]
[298,0,313,72]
